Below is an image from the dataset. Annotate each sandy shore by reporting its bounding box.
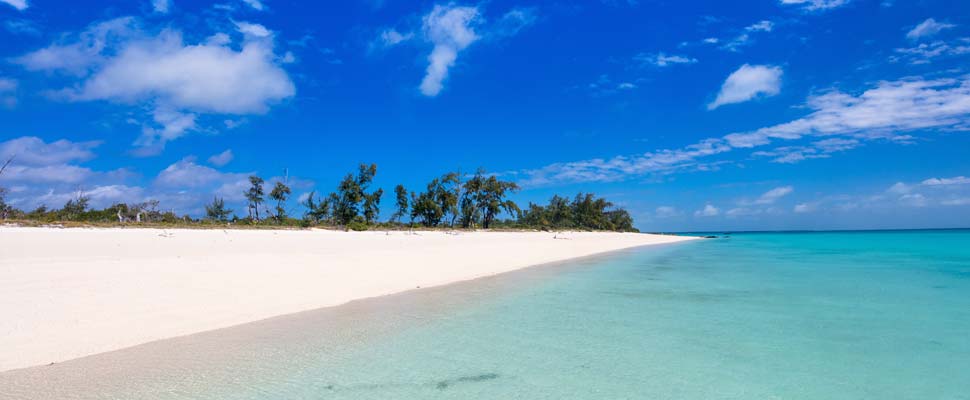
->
[0,227,695,372]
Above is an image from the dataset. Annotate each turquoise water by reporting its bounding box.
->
[202,230,970,399]
[7,230,970,399]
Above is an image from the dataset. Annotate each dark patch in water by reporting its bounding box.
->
[435,373,500,390]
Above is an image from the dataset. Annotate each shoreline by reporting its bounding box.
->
[0,227,697,372]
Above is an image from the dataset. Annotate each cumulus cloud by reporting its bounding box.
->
[0,137,134,209]
[0,0,27,11]
[694,204,720,217]
[708,64,783,110]
[0,136,100,166]
[906,18,956,40]
[793,203,815,213]
[14,17,138,76]
[0,136,288,215]
[152,0,172,14]
[154,157,246,188]
[518,75,970,186]
[419,4,481,97]
[208,149,234,167]
[15,17,295,152]
[635,52,698,67]
[779,0,849,11]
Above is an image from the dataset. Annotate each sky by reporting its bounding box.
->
[0,0,969,232]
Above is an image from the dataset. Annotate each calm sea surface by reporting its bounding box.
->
[4,230,969,399]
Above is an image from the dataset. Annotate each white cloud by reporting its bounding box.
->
[887,182,912,195]
[234,21,271,38]
[906,18,956,41]
[694,204,720,217]
[380,29,414,47]
[0,0,27,11]
[70,29,294,114]
[755,186,794,204]
[921,176,970,186]
[752,138,861,163]
[718,20,775,52]
[0,136,100,166]
[892,40,970,65]
[519,75,970,186]
[793,203,815,213]
[746,20,774,32]
[208,149,234,167]
[655,206,681,218]
[419,5,481,97]
[16,17,295,151]
[14,17,138,76]
[708,64,783,110]
[724,76,970,148]
[0,77,15,107]
[495,7,537,37]
[636,52,697,67]
[241,0,264,11]
[152,0,172,14]
[780,0,849,11]
[898,193,928,207]
[154,157,247,188]
[942,198,970,206]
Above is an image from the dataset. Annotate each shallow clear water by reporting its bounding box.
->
[6,230,970,399]
[204,230,970,399]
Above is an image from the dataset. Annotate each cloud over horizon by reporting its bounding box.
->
[13,16,295,154]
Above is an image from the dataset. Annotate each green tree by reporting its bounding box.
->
[546,195,573,228]
[205,196,233,222]
[303,191,332,224]
[330,163,382,226]
[269,181,291,224]
[363,187,384,224]
[60,192,90,221]
[245,176,265,221]
[0,157,12,219]
[458,172,483,228]
[392,184,409,225]
[478,175,520,229]
[438,172,461,227]
[410,188,443,227]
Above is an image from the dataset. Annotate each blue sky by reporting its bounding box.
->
[1,0,969,231]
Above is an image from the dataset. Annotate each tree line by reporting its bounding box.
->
[0,160,637,232]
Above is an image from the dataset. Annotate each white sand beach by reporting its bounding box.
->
[0,227,695,372]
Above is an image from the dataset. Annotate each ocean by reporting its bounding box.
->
[4,230,969,399]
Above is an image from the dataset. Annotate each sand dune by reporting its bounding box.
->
[0,227,695,371]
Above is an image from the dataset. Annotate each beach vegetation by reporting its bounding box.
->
[205,197,233,222]
[245,176,265,221]
[329,163,383,227]
[1,163,638,232]
[269,181,291,224]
